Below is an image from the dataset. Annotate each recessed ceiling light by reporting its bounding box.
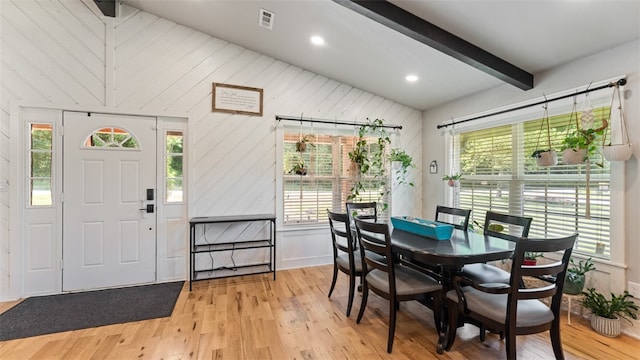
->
[405,75,418,82]
[311,36,325,46]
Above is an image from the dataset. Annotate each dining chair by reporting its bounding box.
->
[444,233,578,360]
[462,211,533,285]
[327,210,362,317]
[346,201,377,222]
[435,205,471,231]
[354,217,443,353]
[461,211,533,340]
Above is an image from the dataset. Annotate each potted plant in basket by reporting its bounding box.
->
[563,257,595,295]
[289,160,307,175]
[560,119,608,165]
[581,288,639,337]
[295,135,314,152]
[531,149,558,167]
[442,173,463,187]
[388,148,415,186]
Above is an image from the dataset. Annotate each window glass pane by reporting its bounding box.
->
[283,131,390,225]
[84,127,139,149]
[166,131,184,203]
[31,179,52,206]
[31,152,52,177]
[30,124,52,150]
[167,178,183,203]
[29,123,53,207]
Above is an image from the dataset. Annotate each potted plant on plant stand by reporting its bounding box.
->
[581,288,639,337]
[442,174,463,187]
[563,257,595,295]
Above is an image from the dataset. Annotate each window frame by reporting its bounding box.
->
[277,124,393,228]
[443,80,626,264]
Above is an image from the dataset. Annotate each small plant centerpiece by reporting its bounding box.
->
[347,119,391,210]
[581,288,639,337]
[523,252,543,266]
[563,257,595,295]
[388,148,415,186]
[442,173,463,187]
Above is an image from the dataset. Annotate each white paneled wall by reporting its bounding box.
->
[0,0,423,299]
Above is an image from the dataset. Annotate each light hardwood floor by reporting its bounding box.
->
[1,265,638,359]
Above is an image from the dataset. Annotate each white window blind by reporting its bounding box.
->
[453,106,611,258]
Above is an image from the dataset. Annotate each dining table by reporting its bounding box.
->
[389,226,517,353]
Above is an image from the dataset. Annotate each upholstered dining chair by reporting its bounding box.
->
[327,210,362,317]
[435,205,471,231]
[462,211,533,285]
[354,217,443,353]
[444,233,578,360]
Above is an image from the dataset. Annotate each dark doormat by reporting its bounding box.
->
[0,281,184,341]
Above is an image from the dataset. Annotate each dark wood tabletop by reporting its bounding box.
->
[391,228,515,268]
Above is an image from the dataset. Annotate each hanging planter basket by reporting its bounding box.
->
[531,102,558,167]
[562,148,587,165]
[603,84,633,161]
[534,150,558,167]
[603,143,632,161]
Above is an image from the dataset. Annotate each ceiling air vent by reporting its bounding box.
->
[258,8,274,30]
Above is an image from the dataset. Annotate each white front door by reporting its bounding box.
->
[62,112,157,291]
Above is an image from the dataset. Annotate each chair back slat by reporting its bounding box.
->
[346,202,377,222]
[483,211,532,241]
[327,210,356,255]
[354,218,394,278]
[508,234,577,307]
[435,205,471,230]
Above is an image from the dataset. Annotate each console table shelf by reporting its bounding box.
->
[189,214,276,290]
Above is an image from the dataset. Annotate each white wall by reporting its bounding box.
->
[0,1,423,300]
[422,40,640,337]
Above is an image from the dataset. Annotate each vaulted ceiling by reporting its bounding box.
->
[118,0,640,111]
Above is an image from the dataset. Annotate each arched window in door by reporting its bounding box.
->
[82,126,139,149]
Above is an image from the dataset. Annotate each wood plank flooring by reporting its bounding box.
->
[1,265,638,359]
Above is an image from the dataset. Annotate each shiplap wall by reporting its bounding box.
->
[0,0,423,299]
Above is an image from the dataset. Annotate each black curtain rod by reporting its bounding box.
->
[275,115,402,130]
[437,78,627,129]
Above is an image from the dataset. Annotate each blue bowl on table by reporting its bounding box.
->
[390,216,454,240]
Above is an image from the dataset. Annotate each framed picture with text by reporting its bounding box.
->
[212,83,263,116]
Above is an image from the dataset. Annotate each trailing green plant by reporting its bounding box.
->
[388,148,415,186]
[581,288,639,323]
[347,119,391,209]
[560,119,608,166]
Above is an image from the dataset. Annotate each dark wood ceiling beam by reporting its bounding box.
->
[93,0,116,17]
[333,0,533,90]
